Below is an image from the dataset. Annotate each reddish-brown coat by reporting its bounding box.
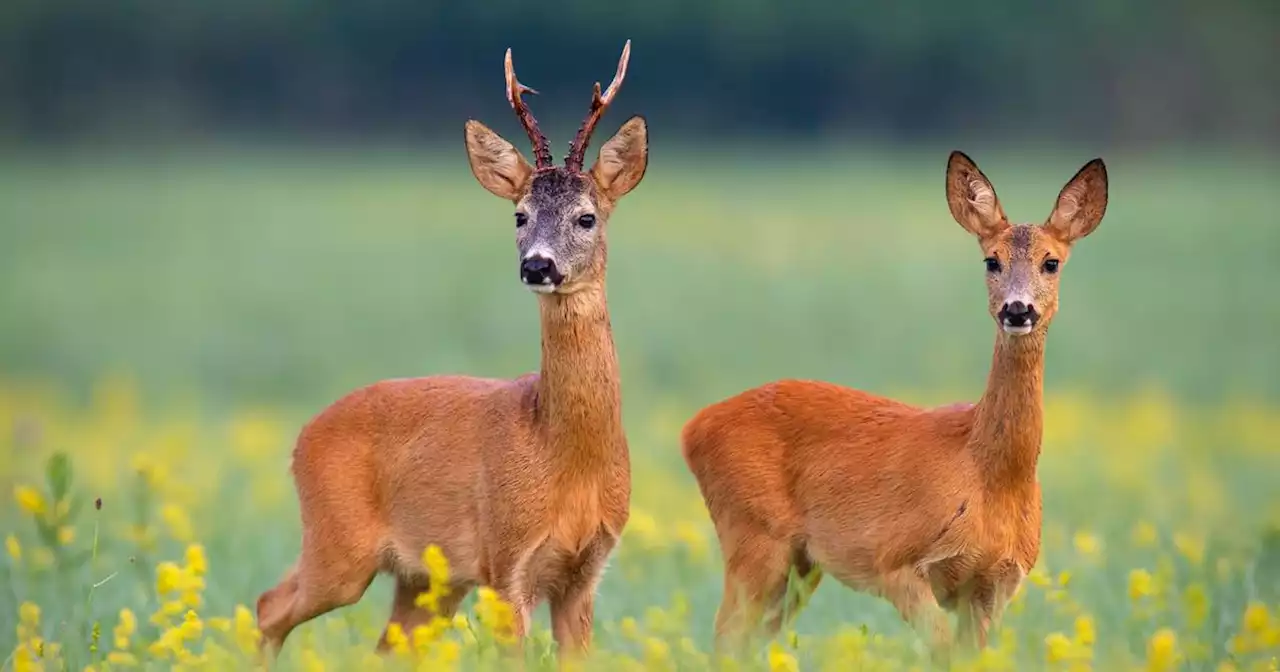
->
[682,152,1108,658]
[255,43,647,663]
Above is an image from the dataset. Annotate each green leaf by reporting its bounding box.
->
[46,451,73,502]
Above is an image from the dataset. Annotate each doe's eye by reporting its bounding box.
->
[577,214,596,230]
[514,212,528,228]
[1042,258,1060,274]
[984,257,1001,273]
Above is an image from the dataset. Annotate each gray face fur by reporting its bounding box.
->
[516,169,604,293]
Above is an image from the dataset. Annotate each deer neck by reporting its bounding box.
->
[535,282,625,474]
[970,329,1046,487]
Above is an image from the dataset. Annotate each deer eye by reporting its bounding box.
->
[1042,258,1060,274]
[577,214,596,230]
[514,212,528,228]
[984,257,1001,273]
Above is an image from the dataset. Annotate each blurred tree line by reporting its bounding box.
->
[0,0,1275,145]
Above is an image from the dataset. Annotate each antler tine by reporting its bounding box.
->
[565,40,631,172]
[504,48,554,169]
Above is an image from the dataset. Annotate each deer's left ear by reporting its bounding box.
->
[1045,159,1108,243]
[591,115,648,201]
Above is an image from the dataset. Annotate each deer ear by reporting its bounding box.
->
[946,151,1008,239]
[464,120,533,202]
[591,115,648,201]
[1045,158,1108,243]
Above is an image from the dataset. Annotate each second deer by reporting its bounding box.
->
[255,41,646,660]
[681,152,1108,657]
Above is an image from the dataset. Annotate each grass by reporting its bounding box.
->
[1,145,1278,670]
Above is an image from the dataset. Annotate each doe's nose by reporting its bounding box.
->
[520,255,561,286]
[999,300,1038,327]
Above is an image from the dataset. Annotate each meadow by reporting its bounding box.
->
[1,145,1278,671]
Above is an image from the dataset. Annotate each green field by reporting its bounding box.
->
[2,146,1278,670]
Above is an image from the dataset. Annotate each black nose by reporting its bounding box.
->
[520,256,562,286]
[999,300,1039,327]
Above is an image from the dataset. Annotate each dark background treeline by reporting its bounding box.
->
[2,0,1276,146]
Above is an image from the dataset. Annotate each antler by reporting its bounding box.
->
[564,40,631,172]
[505,48,554,170]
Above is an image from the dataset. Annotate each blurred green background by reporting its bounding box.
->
[2,2,1279,670]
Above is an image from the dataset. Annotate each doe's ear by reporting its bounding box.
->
[591,115,648,202]
[1045,158,1108,244]
[945,150,1009,239]
[464,120,533,202]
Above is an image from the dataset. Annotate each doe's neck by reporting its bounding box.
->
[970,329,1046,487]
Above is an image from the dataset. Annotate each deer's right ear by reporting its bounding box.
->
[464,120,533,202]
[946,151,1008,239]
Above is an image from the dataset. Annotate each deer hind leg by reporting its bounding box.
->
[875,568,953,663]
[713,533,805,654]
[550,578,596,658]
[377,578,473,652]
[256,494,382,656]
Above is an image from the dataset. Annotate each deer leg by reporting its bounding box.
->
[549,580,596,659]
[713,533,797,654]
[376,578,471,652]
[875,568,953,663]
[955,583,995,651]
[256,541,379,657]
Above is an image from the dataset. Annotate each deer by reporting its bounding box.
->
[681,151,1108,661]
[255,40,647,662]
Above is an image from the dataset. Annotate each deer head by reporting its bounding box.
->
[946,151,1108,336]
[464,41,648,295]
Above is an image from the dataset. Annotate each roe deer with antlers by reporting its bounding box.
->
[255,41,646,660]
[681,152,1108,657]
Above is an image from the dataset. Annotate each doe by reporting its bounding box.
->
[255,41,647,660]
[681,152,1108,657]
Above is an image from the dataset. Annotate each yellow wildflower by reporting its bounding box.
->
[1073,531,1102,558]
[233,604,261,655]
[301,649,326,672]
[106,651,138,667]
[20,601,41,627]
[57,526,75,546]
[1074,615,1096,647]
[1173,532,1205,566]
[474,586,517,645]
[619,616,641,641]
[179,610,203,640]
[185,544,208,576]
[1146,628,1181,672]
[1129,569,1155,601]
[1132,521,1159,547]
[114,608,137,649]
[1183,583,1209,629]
[1045,632,1073,663]
[422,544,450,584]
[383,622,410,656]
[767,641,799,672]
[1242,602,1271,634]
[161,504,194,542]
[6,534,21,561]
[14,485,46,516]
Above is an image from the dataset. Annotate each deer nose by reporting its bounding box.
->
[998,300,1039,328]
[520,255,562,287]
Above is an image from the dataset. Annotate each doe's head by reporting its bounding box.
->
[945,151,1108,337]
[464,41,648,294]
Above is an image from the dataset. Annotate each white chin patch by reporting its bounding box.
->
[526,283,557,294]
[1002,323,1033,336]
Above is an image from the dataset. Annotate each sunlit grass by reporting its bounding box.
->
[3,376,1278,671]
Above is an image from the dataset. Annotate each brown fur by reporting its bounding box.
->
[681,152,1108,658]
[256,48,648,663]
